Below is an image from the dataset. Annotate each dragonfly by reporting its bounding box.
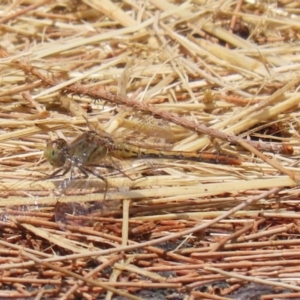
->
[43,127,242,228]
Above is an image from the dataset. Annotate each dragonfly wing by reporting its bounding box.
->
[54,175,102,230]
[104,109,174,150]
[54,165,120,231]
[0,175,55,224]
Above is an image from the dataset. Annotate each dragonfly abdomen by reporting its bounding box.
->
[112,143,241,165]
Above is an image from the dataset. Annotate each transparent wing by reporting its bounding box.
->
[0,166,121,231]
[0,172,56,224]
[102,108,174,151]
[53,164,121,231]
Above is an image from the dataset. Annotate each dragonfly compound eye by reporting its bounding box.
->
[44,139,68,168]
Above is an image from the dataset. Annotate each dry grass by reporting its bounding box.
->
[1,0,300,299]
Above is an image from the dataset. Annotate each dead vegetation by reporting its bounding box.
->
[1,0,300,299]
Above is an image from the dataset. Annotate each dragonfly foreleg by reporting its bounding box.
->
[43,163,71,180]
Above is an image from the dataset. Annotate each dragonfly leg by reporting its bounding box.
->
[88,163,134,181]
[80,166,108,201]
[43,164,71,180]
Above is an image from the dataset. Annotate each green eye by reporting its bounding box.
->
[44,139,68,168]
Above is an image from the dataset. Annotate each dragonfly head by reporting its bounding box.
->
[44,139,69,168]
